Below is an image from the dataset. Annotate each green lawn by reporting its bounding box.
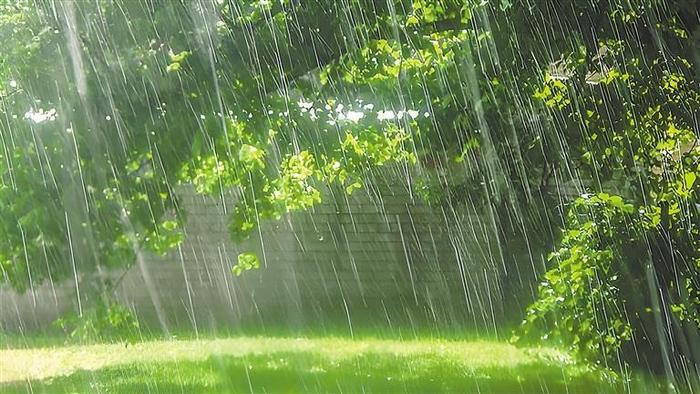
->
[0,336,660,393]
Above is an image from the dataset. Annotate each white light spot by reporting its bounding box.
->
[346,111,364,122]
[377,110,395,121]
[24,108,57,123]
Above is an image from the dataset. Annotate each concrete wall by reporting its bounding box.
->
[1,169,507,335]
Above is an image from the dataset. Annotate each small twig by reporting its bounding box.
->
[0,88,23,100]
[106,264,134,296]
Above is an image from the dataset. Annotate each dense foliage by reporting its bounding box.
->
[512,2,700,385]
[0,0,698,383]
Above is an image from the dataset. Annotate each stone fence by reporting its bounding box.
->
[1,170,515,335]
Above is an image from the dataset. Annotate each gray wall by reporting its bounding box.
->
[1,171,507,335]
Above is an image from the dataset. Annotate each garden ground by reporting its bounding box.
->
[0,335,667,393]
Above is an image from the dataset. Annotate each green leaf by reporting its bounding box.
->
[684,171,697,190]
[239,144,265,168]
[608,195,625,210]
[346,181,362,195]
[232,252,261,276]
[166,62,181,73]
[169,50,190,63]
[406,15,420,26]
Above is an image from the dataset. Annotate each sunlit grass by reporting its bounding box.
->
[0,337,549,381]
[0,336,661,393]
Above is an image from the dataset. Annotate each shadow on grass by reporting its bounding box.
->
[0,350,649,394]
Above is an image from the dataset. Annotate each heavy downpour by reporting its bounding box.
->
[0,0,699,393]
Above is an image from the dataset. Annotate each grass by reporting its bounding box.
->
[0,335,667,393]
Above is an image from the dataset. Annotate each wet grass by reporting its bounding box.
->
[0,336,665,393]
[0,317,515,350]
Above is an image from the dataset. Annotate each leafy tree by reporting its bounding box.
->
[504,0,700,386]
[0,0,419,290]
